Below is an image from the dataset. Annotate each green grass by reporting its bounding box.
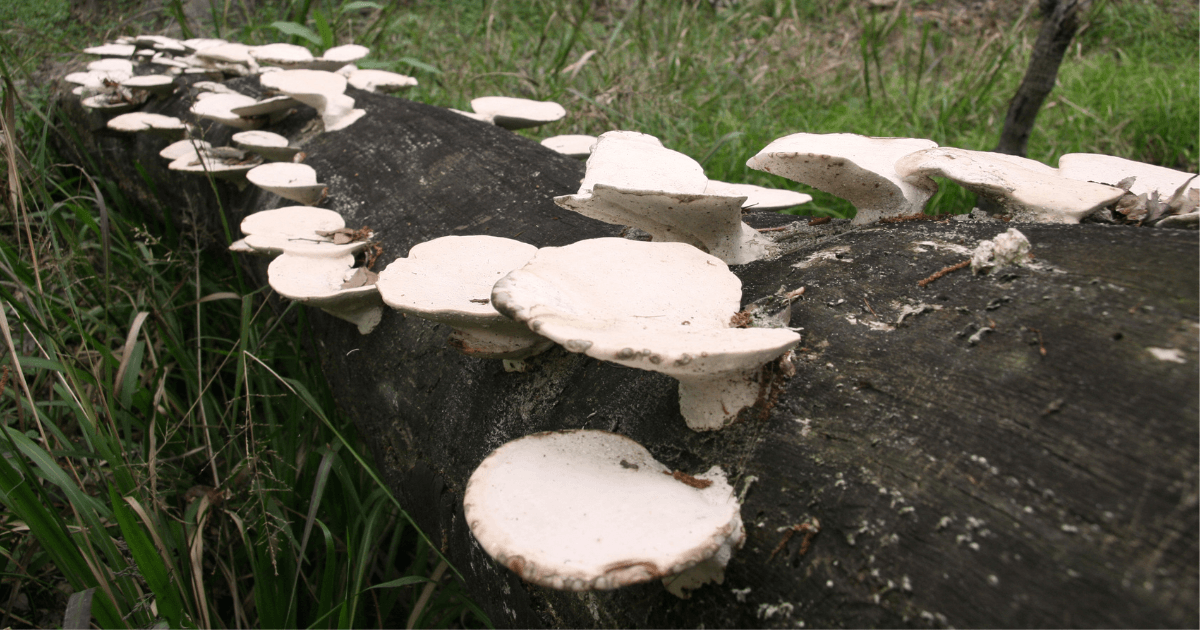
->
[0,0,1195,627]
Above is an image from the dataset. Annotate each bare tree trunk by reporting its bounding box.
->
[994,0,1088,157]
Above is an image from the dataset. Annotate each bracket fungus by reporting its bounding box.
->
[246,163,326,206]
[468,96,566,130]
[189,93,265,130]
[345,69,418,93]
[1057,153,1199,200]
[249,43,314,68]
[555,131,771,265]
[159,138,212,161]
[895,147,1126,223]
[231,130,303,162]
[259,69,365,132]
[168,147,262,185]
[268,253,383,334]
[464,429,745,597]
[237,207,369,257]
[704,180,813,212]
[491,238,800,431]
[106,112,188,139]
[120,75,177,97]
[308,44,370,71]
[747,132,938,224]
[540,134,597,159]
[376,235,550,362]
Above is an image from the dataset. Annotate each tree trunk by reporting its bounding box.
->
[54,79,1198,628]
[995,0,1087,157]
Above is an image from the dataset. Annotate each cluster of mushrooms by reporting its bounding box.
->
[71,32,1199,601]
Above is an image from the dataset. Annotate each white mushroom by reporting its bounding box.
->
[555,131,771,265]
[259,69,365,132]
[895,147,1126,223]
[238,206,368,257]
[345,69,418,93]
[540,134,596,159]
[181,38,228,54]
[86,58,135,74]
[159,139,212,161]
[747,133,939,224]
[469,96,566,130]
[81,93,142,114]
[1057,153,1199,199]
[189,93,264,130]
[246,162,326,206]
[133,35,188,55]
[268,253,383,334]
[308,44,371,72]
[229,95,301,117]
[120,75,176,97]
[449,108,494,124]
[168,147,262,185]
[703,180,813,211]
[83,43,136,57]
[231,130,302,162]
[376,236,550,361]
[464,429,745,596]
[249,43,315,68]
[106,112,188,140]
[491,238,800,431]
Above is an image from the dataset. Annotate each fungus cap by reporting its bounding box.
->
[556,131,770,264]
[229,95,300,116]
[231,130,302,162]
[167,148,262,182]
[259,69,365,131]
[189,93,264,130]
[703,180,813,211]
[747,133,938,224]
[83,43,136,57]
[491,238,800,430]
[246,163,327,206]
[540,134,597,159]
[120,74,176,97]
[239,206,367,257]
[1058,153,1199,199]
[895,147,1125,223]
[469,96,566,130]
[464,429,744,593]
[345,69,418,93]
[250,43,314,67]
[267,253,383,334]
[159,139,212,161]
[376,236,549,359]
[86,58,135,74]
[106,112,187,139]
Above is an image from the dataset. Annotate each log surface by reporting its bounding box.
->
[56,82,1199,629]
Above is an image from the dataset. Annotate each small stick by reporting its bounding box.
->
[863,296,877,317]
[768,518,821,562]
[1028,327,1047,356]
[917,259,970,287]
[756,226,789,232]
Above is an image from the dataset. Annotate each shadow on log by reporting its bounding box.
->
[55,79,1198,628]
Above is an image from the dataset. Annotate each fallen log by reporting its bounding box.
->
[55,80,1198,628]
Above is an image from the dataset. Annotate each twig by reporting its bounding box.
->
[407,560,449,629]
[917,259,970,287]
[863,297,877,317]
[769,518,821,562]
[1028,327,1047,356]
[755,226,789,232]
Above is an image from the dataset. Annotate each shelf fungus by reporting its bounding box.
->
[1057,153,1199,200]
[232,130,303,162]
[167,146,262,185]
[106,112,188,140]
[236,207,370,257]
[895,147,1126,223]
[467,96,566,130]
[345,69,418,93]
[540,134,597,159]
[246,163,326,206]
[189,93,266,130]
[703,180,813,212]
[747,132,938,224]
[267,252,383,334]
[491,238,800,430]
[376,235,550,365]
[259,69,365,132]
[555,131,772,265]
[464,429,745,597]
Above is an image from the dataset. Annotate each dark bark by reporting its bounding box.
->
[54,80,1199,629]
[994,0,1087,157]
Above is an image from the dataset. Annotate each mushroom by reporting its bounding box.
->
[1057,153,1199,200]
[181,38,228,54]
[491,238,801,430]
[249,43,315,68]
[747,132,939,224]
[258,69,365,132]
[232,130,302,162]
[238,206,368,257]
[703,180,813,212]
[464,429,745,597]
[345,69,418,93]
[539,134,597,159]
[120,75,177,98]
[194,42,259,74]
[133,35,188,55]
[65,69,133,97]
[308,44,370,72]
[268,253,383,334]
[376,235,551,363]
[246,162,327,205]
[106,112,189,140]
[894,147,1126,223]
[469,96,566,130]
[168,147,262,185]
[83,43,136,57]
[159,138,212,161]
[86,58,135,74]
[555,131,771,265]
[189,93,265,130]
